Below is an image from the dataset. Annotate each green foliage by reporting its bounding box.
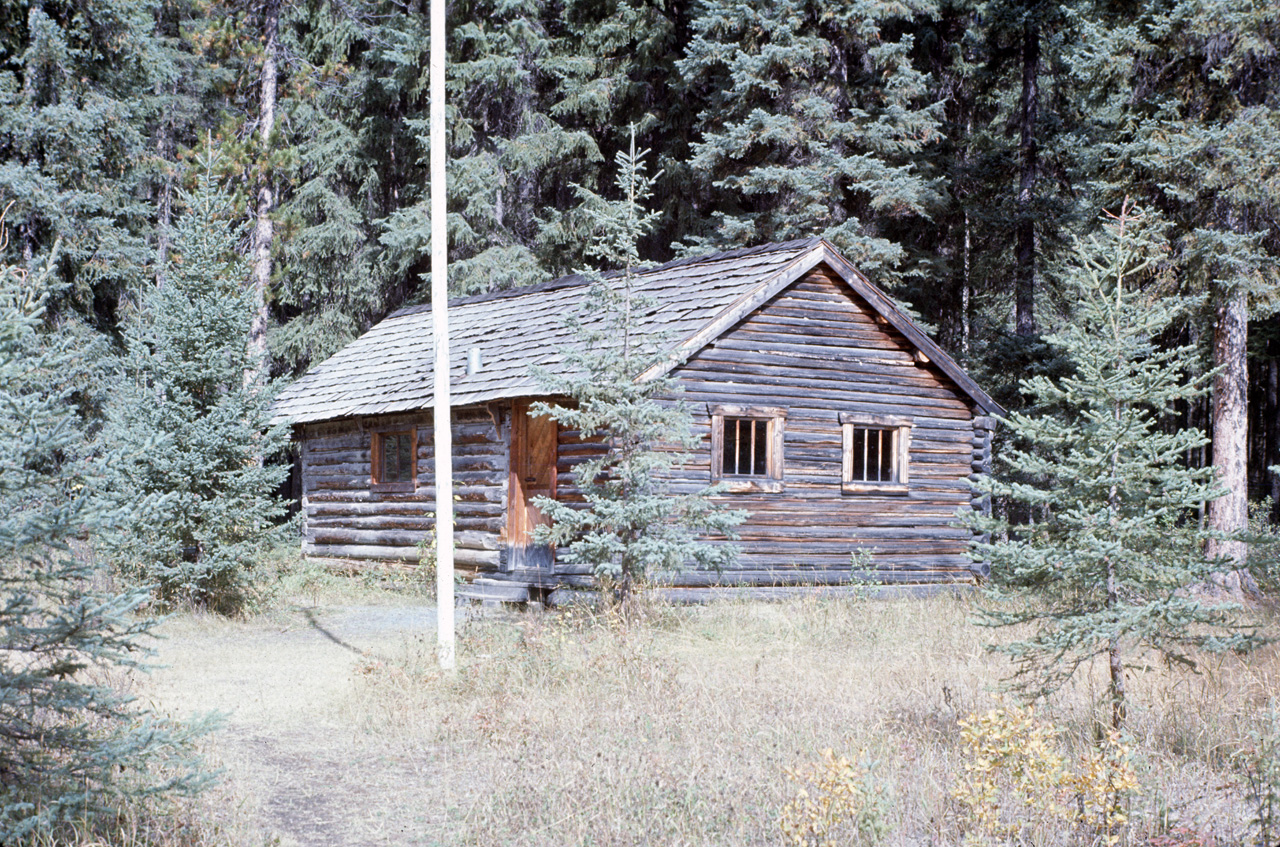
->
[1246,497,1280,593]
[0,234,204,841]
[677,0,944,287]
[263,0,426,370]
[0,0,224,328]
[1064,0,1280,313]
[967,204,1264,722]
[532,134,744,609]
[100,149,290,614]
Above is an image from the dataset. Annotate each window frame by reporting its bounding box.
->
[371,428,418,493]
[839,412,911,495]
[710,404,787,493]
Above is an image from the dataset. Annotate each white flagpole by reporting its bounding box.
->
[430,0,455,671]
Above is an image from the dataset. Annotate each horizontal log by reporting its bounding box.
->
[308,511,503,531]
[681,355,956,398]
[658,583,974,603]
[305,452,370,468]
[731,526,971,542]
[740,309,891,334]
[305,543,501,567]
[728,550,974,566]
[308,476,381,492]
[658,568,976,587]
[304,487,501,509]
[305,543,422,562]
[677,378,970,418]
[309,527,501,550]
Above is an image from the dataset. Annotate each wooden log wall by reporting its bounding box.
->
[299,406,509,569]
[570,266,985,585]
[967,415,997,579]
[297,265,993,588]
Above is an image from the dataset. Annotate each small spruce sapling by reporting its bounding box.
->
[967,201,1264,729]
[0,222,204,841]
[101,148,291,613]
[532,131,744,612]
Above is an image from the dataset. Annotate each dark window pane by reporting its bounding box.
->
[379,433,413,483]
[723,417,772,478]
[727,419,737,478]
[399,435,412,481]
[852,428,866,481]
[384,435,397,481]
[752,420,767,475]
[849,427,897,483]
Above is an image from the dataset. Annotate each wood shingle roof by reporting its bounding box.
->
[271,238,1001,425]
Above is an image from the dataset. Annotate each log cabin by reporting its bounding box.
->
[271,238,1003,600]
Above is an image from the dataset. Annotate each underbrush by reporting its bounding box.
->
[18,785,264,847]
[339,591,1280,846]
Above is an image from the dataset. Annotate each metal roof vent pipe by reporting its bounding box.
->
[466,347,482,375]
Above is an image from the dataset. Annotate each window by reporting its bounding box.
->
[710,405,786,493]
[372,429,417,492]
[840,413,910,494]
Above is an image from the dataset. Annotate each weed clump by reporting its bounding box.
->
[779,749,890,846]
[953,704,1139,845]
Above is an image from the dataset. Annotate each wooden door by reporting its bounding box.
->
[508,400,557,570]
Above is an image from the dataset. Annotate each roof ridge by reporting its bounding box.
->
[387,237,824,318]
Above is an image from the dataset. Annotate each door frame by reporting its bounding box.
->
[507,399,558,570]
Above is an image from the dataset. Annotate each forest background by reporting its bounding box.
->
[3,0,1279,536]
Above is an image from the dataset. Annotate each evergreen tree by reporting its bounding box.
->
[101,150,289,613]
[969,203,1263,729]
[0,231,203,841]
[676,0,945,289]
[377,0,636,300]
[1062,0,1280,584]
[532,134,743,612]
[259,0,415,371]
[0,0,178,325]
[268,0,616,372]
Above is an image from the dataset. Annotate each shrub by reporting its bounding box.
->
[778,749,890,847]
[0,226,205,841]
[99,149,290,614]
[953,705,1140,845]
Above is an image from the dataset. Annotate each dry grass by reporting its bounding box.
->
[334,590,1280,846]
[130,576,1280,846]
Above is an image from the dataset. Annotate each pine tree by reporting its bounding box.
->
[676,0,944,289]
[247,0,400,372]
[532,133,743,612]
[0,228,203,841]
[1062,0,1280,586]
[969,202,1264,729]
[0,0,184,326]
[101,150,290,613]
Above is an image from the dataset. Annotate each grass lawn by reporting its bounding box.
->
[133,571,1278,847]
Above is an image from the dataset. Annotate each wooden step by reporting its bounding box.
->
[457,579,530,604]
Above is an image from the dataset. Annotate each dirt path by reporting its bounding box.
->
[144,603,458,847]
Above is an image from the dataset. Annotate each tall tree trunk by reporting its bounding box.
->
[963,208,971,362]
[154,110,175,288]
[1206,285,1256,594]
[156,156,173,285]
[1109,395,1126,730]
[1015,18,1039,337]
[1268,356,1279,519]
[248,0,279,380]
[153,0,179,287]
